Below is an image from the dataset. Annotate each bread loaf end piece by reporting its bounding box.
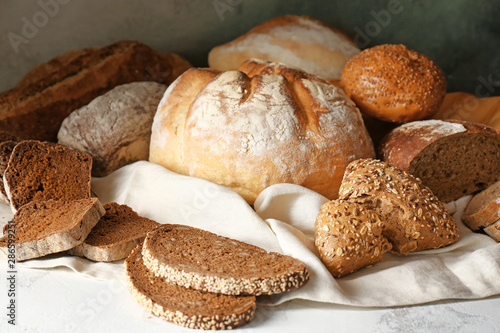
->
[462,180,500,230]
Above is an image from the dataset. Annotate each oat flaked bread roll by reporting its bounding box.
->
[67,202,160,262]
[142,224,309,296]
[208,15,360,82]
[315,199,392,278]
[462,180,500,231]
[0,140,17,204]
[126,245,256,330]
[58,82,167,177]
[0,198,105,261]
[379,119,500,203]
[149,59,374,204]
[485,220,500,242]
[338,159,460,255]
[0,40,191,142]
[3,140,92,214]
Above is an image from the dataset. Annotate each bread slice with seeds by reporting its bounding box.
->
[126,245,256,330]
[315,199,392,277]
[3,140,92,214]
[462,180,500,231]
[142,224,309,296]
[67,202,160,262]
[0,198,105,261]
[338,158,459,255]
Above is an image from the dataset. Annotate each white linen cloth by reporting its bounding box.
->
[1,161,499,307]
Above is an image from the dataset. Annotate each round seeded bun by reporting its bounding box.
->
[340,44,446,123]
[149,59,375,204]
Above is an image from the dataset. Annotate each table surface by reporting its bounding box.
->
[1,266,499,333]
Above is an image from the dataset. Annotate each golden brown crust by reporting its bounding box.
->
[340,44,446,123]
[462,180,500,230]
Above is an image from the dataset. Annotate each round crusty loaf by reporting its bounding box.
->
[149,59,375,204]
[208,15,360,82]
[125,245,256,330]
[58,82,167,177]
[315,199,392,278]
[340,44,446,122]
[141,224,309,296]
[338,158,460,255]
[379,119,500,203]
[462,180,500,231]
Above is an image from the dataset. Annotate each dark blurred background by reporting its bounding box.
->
[1,0,499,95]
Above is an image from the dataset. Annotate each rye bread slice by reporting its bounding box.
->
[126,245,256,330]
[3,140,92,213]
[462,180,500,231]
[142,224,309,296]
[0,198,105,261]
[67,202,160,262]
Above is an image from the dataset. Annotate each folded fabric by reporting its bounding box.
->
[1,161,499,307]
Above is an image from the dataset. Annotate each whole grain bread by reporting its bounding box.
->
[0,40,191,141]
[3,140,92,213]
[380,119,500,203]
[126,245,256,330]
[57,82,167,177]
[142,224,309,296]
[67,202,160,262]
[315,199,392,277]
[484,220,500,242]
[462,180,500,231]
[338,158,460,255]
[0,198,105,261]
[0,140,17,203]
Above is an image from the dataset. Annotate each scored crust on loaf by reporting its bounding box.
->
[142,224,309,296]
[125,245,256,330]
[58,82,167,177]
[208,15,360,81]
[315,199,392,278]
[0,140,17,203]
[462,180,500,231]
[3,140,92,214]
[67,202,160,262]
[338,158,460,255]
[380,119,500,203]
[0,198,105,261]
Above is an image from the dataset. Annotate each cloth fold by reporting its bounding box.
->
[1,161,499,307]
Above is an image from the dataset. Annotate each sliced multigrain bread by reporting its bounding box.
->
[67,202,160,262]
[0,198,105,261]
[379,119,500,203]
[126,245,256,330]
[338,158,460,255]
[3,140,92,213]
[0,140,17,203]
[484,220,500,242]
[462,180,500,231]
[315,199,392,277]
[142,224,309,296]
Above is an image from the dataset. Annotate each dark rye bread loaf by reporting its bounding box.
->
[3,140,92,213]
[0,198,105,261]
[462,180,500,231]
[67,202,160,262]
[315,199,392,277]
[142,224,309,296]
[126,245,256,330]
[338,159,460,255]
[0,40,191,141]
[380,119,500,203]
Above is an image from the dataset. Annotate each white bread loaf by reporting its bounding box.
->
[149,59,375,204]
[208,15,360,82]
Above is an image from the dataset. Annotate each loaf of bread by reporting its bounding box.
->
[58,82,167,177]
[434,92,500,131]
[0,40,191,142]
[379,119,500,203]
[142,224,309,296]
[485,220,500,242]
[462,180,500,231]
[315,199,392,277]
[208,15,360,83]
[0,198,105,261]
[149,59,375,204]
[67,202,160,262]
[3,140,92,213]
[338,159,459,255]
[125,245,256,330]
[340,44,446,122]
